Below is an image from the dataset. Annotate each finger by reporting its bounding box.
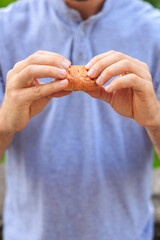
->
[52,90,72,98]
[87,52,149,79]
[13,52,71,73]
[14,65,67,88]
[84,86,102,98]
[32,78,41,86]
[85,86,113,103]
[96,60,150,86]
[104,74,151,93]
[85,50,116,69]
[34,50,69,60]
[21,79,69,102]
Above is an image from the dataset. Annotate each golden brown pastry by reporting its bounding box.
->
[56,65,98,91]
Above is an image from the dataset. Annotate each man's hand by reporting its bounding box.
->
[85,50,160,128]
[0,50,71,134]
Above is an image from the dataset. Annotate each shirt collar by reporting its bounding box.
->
[48,0,115,25]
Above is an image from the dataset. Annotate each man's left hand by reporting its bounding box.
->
[85,50,160,127]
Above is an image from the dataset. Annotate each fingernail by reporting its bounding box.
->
[96,76,102,85]
[87,68,95,77]
[60,79,68,85]
[61,61,70,69]
[85,62,92,69]
[58,68,66,76]
[105,84,111,92]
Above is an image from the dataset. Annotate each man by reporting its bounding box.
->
[0,0,160,239]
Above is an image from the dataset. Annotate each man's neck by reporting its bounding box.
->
[64,0,105,20]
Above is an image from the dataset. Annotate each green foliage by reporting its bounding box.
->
[0,0,160,10]
[153,151,160,168]
[144,0,160,9]
[0,0,160,8]
[1,155,5,163]
[0,0,16,8]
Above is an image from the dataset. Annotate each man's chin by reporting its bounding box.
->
[72,0,88,1]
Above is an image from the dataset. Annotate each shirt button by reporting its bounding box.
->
[78,53,83,61]
[79,29,85,37]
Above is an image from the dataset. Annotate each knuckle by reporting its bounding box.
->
[89,59,95,65]
[116,52,124,60]
[13,63,18,69]
[98,60,105,69]
[13,62,20,69]
[109,50,116,54]
[25,65,33,77]
[94,60,104,72]
[6,70,13,81]
[148,72,152,81]
[48,67,54,76]
[13,60,25,71]
[130,74,138,83]
[91,54,101,63]
[104,68,112,79]
[6,79,16,91]
[122,59,130,68]
[146,71,152,81]
[54,53,62,59]
[28,54,36,63]
[33,85,42,96]
[51,56,57,64]
[145,81,153,92]
[144,71,151,81]
[143,62,149,70]
[35,50,43,55]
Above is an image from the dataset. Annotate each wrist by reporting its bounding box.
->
[0,107,16,136]
[145,112,160,132]
[144,101,160,128]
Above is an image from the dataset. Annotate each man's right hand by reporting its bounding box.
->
[0,51,71,135]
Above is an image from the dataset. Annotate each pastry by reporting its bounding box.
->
[56,65,98,91]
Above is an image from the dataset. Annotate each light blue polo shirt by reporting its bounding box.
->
[0,0,160,239]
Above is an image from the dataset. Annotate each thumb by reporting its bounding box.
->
[30,94,53,118]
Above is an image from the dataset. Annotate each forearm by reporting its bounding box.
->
[0,108,15,160]
[146,125,160,159]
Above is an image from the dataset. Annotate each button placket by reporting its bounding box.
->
[72,23,90,65]
[79,25,86,64]
[79,27,85,37]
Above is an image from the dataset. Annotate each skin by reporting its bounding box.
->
[0,0,160,159]
[85,51,160,157]
[0,51,71,158]
[65,0,105,20]
[66,0,160,158]
[1,51,71,132]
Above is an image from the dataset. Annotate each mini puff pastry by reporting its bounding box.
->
[56,65,98,91]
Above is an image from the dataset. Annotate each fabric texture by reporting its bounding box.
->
[0,0,160,239]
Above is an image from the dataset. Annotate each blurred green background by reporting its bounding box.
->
[0,0,160,167]
[0,0,160,8]
[0,0,16,7]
